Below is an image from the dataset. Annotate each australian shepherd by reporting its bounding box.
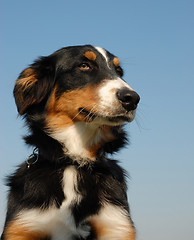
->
[1,45,140,240]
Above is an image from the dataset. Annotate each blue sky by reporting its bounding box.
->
[0,0,194,239]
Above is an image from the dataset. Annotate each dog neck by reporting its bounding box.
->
[48,122,115,162]
[25,118,127,165]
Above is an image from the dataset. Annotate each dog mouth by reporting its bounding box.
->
[78,108,96,121]
[78,107,135,124]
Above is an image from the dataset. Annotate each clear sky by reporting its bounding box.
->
[0,0,194,239]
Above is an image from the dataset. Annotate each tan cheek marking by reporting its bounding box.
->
[113,57,120,67]
[4,220,49,240]
[46,86,100,129]
[84,51,97,61]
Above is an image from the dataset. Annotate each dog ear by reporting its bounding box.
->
[14,56,56,115]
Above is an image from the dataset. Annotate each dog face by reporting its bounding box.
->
[14,45,140,160]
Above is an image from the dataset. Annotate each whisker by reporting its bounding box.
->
[84,104,98,123]
[89,109,101,124]
[72,103,96,121]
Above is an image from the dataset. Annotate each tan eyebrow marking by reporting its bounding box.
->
[84,51,97,61]
[113,57,120,67]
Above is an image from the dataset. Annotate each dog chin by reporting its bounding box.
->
[93,110,136,126]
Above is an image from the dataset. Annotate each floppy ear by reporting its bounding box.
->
[14,56,56,115]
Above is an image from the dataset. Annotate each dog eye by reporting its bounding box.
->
[79,63,91,71]
[116,66,123,77]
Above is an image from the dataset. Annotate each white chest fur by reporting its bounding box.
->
[89,204,135,240]
[15,166,134,240]
[49,122,103,161]
[16,166,90,240]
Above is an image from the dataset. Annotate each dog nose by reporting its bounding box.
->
[116,88,140,111]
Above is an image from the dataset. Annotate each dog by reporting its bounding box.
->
[1,45,140,240]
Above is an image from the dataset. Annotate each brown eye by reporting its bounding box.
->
[116,66,123,77]
[79,63,91,71]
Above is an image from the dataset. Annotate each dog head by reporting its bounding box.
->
[14,45,140,160]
